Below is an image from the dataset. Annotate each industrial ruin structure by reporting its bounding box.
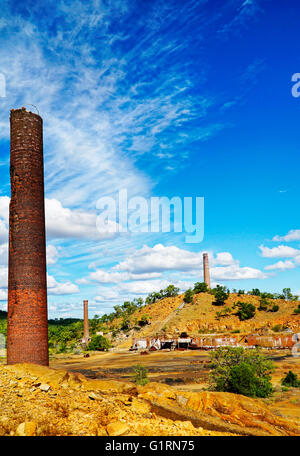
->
[203,252,210,288]
[131,332,300,351]
[82,300,90,345]
[7,108,49,366]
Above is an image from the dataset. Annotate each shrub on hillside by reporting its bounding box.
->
[281,371,300,388]
[258,297,269,311]
[211,285,229,306]
[131,364,149,386]
[278,288,298,301]
[236,302,256,321]
[272,324,287,332]
[145,285,179,304]
[193,282,208,293]
[227,362,274,398]
[249,288,261,296]
[138,314,150,326]
[184,289,194,303]
[87,335,111,351]
[209,347,274,398]
[294,305,300,315]
[260,292,275,299]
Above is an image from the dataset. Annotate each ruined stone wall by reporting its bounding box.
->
[7,108,48,366]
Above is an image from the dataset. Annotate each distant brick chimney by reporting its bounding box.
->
[7,108,49,366]
[82,300,90,344]
[203,253,210,288]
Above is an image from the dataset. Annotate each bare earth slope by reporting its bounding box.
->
[115,293,300,346]
[0,363,299,436]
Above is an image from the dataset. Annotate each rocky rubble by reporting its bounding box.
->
[0,363,298,436]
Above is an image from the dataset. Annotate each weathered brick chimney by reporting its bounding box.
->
[82,300,90,344]
[7,108,49,366]
[203,252,211,288]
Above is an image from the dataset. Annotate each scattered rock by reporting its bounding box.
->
[16,421,37,436]
[106,421,129,436]
[88,392,100,400]
[39,384,50,392]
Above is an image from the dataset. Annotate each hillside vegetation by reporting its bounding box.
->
[0,284,299,354]
[94,284,300,350]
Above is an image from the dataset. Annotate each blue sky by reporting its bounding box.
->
[0,0,300,318]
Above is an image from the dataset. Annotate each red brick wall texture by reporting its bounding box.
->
[7,108,49,366]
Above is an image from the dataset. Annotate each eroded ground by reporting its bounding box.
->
[0,349,299,436]
[50,348,300,426]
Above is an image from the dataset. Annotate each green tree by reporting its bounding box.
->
[250,288,261,296]
[228,362,273,398]
[260,292,275,299]
[281,288,293,300]
[145,285,179,304]
[258,297,269,311]
[209,347,274,398]
[270,304,279,313]
[138,314,150,327]
[211,285,229,306]
[281,371,300,388]
[184,289,194,303]
[294,305,300,315]
[236,302,256,320]
[87,335,111,351]
[163,285,180,298]
[131,364,149,386]
[193,282,208,293]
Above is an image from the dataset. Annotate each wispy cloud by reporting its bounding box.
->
[218,0,263,36]
[272,230,300,242]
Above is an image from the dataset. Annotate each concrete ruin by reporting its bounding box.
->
[203,252,210,288]
[82,300,90,345]
[7,108,49,366]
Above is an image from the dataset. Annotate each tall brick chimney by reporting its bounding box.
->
[7,108,49,366]
[203,252,210,288]
[82,300,90,344]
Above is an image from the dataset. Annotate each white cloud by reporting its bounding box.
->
[215,252,237,266]
[76,278,90,285]
[46,244,59,265]
[264,260,295,271]
[272,230,300,242]
[0,289,7,302]
[0,266,79,299]
[114,244,206,273]
[45,198,120,241]
[0,266,8,288]
[0,220,8,244]
[0,243,8,266]
[88,269,161,284]
[94,289,121,302]
[117,279,191,296]
[113,244,262,282]
[0,196,118,242]
[0,197,9,222]
[211,265,267,280]
[259,244,300,258]
[47,274,79,295]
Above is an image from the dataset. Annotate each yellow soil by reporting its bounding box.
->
[0,362,299,436]
[113,293,300,343]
